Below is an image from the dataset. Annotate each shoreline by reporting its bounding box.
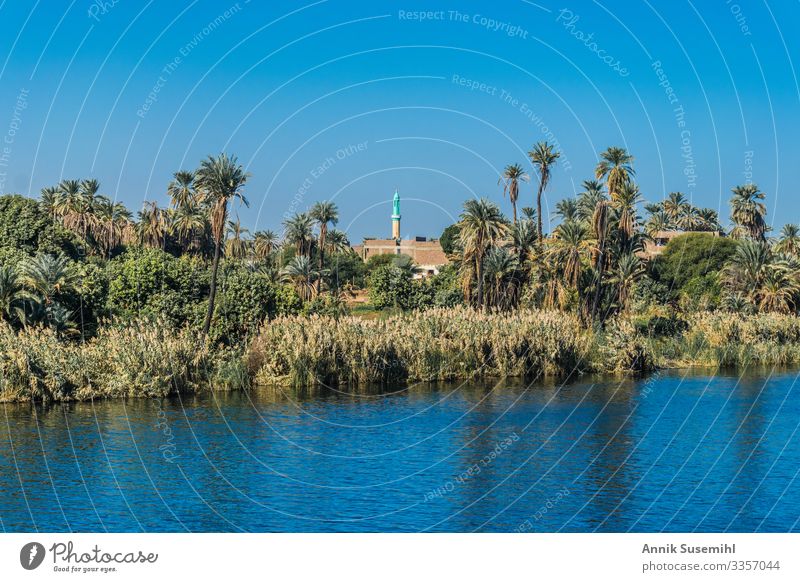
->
[4,308,800,404]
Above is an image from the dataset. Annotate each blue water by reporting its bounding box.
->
[2,369,799,532]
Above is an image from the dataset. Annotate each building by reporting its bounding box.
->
[638,230,720,259]
[352,190,449,277]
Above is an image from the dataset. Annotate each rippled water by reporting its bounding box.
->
[2,369,799,532]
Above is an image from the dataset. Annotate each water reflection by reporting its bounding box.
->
[1,369,799,532]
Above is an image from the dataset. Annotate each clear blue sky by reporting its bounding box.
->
[0,0,798,240]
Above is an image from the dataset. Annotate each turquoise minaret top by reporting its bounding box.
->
[392,190,401,219]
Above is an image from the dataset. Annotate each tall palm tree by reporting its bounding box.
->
[498,163,529,224]
[226,219,251,259]
[254,230,279,260]
[56,179,81,221]
[730,183,767,241]
[167,170,196,208]
[776,224,800,256]
[595,146,635,202]
[195,153,250,338]
[528,142,560,240]
[457,198,508,308]
[283,212,315,258]
[309,201,339,283]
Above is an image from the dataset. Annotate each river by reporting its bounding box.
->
[1,369,798,532]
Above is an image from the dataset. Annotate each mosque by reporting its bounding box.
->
[352,190,448,278]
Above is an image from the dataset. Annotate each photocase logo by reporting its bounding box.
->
[20,542,46,570]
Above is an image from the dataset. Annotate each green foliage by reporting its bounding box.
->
[651,233,738,293]
[365,252,411,273]
[106,247,209,327]
[368,264,413,310]
[211,267,284,344]
[439,224,460,255]
[0,194,80,258]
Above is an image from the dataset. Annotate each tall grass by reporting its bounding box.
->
[247,307,592,388]
[0,319,219,402]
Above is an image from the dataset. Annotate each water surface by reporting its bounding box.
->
[2,369,799,532]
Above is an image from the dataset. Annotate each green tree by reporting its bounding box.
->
[528,142,560,239]
[498,163,529,224]
[195,153,250,338]
[457,198,508,308]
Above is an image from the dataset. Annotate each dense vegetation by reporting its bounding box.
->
[1,145,799,400]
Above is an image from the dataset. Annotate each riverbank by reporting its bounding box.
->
[4,308,800,402]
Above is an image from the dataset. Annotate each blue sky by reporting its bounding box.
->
[0,0,798,240]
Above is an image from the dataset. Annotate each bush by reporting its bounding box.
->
[651,233,738,295]
[0,194,80,258]
[106,247,209,326]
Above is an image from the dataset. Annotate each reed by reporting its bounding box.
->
[247,307,592,388]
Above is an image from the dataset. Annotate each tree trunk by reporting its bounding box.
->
[317,226,326,295]
[512,202,517,225]
[475,255,484,309]
[202,238,222,339]
[591,237,605,323]
[536,184,544,240]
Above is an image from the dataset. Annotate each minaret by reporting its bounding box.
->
[391,189,401,240]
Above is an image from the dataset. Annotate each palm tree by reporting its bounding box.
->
[663,192,688,223]
[614,182,642,243]
[528,142,560,239]
[483,246,520,310]
[195,153,250,338]
[167,170,196,208]
[20,254,76,307]
[723,240,772,301]
[590,200,612,320]
[56,179,81,221]
[510,218,536,260]
[137,201,168,248]
[283,212,315,258]
[281,255,318,301]
[498,163,529,224]
[676,204,700,231]
[309,201,339,288]
[39,187,61,222]
[595,146,635,202]
[171,202,207,254]
[577,179,606,223]
[93,196,132,258]
[609,253,644,312]
[254,230,279,260]
[775,224,800,257]
[757,266,798,314]
[645,209,671,237]
[554,198,578,223]
[0,265,29,323]
[549,220,591,302]
[697,208,721,232]
[457,198,508,308]
[226,219,251,259]
[730,183,767,241]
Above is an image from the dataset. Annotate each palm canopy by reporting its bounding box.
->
[195,153,250,243]
[498,163,529,223]
[730,183,767,241]
[168,170,196,208]
[595,146,634,200]
[528,142,561,239]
